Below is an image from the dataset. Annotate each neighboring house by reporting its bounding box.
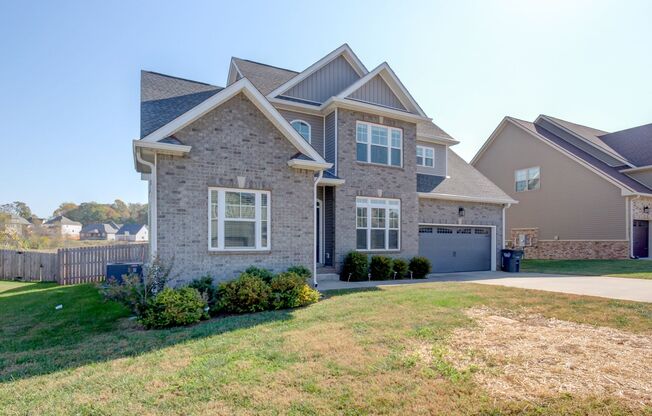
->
[472,115,652,259]
[133,44,515,285]
[43,215,82,239]
[2,214,30,236]
[116,224,148,242]
[80,223,119,240]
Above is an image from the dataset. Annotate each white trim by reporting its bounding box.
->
[317,177,345,186]
[287,159,332,171]
[334,108,338,175]
[133,140,191,155]
[416,145,435,168]
[356,197,401,252]
[289,119,311,143]
[136,149,156,257]
[336,62,427,118]
[208,187,271,252]
[316,198,324,265]
[417,134,460,146]
[514,166,541,192]
[266,44,368,100]
[355,120,403,168]
[313,171,323,286]
[621,165,652,173]
[418,223,497,272]
[227,58,244,85]
[418,192,518,205]
[140,78,326,165]
[323,97,431,123]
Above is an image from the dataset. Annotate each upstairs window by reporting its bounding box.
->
[209,188,270,251]
[515,167,540,192]
[416,145,435,167]
[291,120,311,143]
[356,121,402,167]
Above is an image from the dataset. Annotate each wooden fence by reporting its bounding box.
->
[0,243,149,285]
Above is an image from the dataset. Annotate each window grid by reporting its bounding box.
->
[416,145,435,168]
[209,188,271,251]
[356,197,401,251]
[290,120,311,143]
[355,121,402,167]
[515,167,540,192]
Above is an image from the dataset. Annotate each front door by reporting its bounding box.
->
[633,220,649,258]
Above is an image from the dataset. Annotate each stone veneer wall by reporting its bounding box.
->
[518,240,629,260]
[156,93,315,285]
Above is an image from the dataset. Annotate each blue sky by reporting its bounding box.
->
[1,0,650,217]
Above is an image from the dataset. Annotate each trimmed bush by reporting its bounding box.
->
[370,256,393,281]
[244,266,275,283]
[218,273,271,313]
[341,251,369,281]
[286,265,311,280]
[188,275,218,316]
[140,287,207,329]
[392,258,409,279]
[269,272,319,309]
[409,256,432,279]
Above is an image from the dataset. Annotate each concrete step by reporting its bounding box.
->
[316,273,340,282]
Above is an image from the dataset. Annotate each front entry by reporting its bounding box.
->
[316,199,322,264]
[633,220,649,258]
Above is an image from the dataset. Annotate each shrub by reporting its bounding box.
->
[100,256,172,316]
[369,256,393,280]
[217,273,271,313]
[269,272,319,309]
[392,258,409,279]
[286,265,312,280]
[244,266,275,283]
[140,287,207,329]
[409,256,432,279]
[340,251,368,281]
[188,275,218,316]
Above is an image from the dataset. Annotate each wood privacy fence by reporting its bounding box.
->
[0,244,149,285]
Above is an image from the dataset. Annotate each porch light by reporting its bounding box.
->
[644,206,650,214]
[458,207,465,217]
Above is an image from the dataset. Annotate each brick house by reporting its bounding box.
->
[472,116,652,259]
[133,45,515,285]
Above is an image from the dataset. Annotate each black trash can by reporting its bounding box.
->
[501,249,524,272]
[106,262,143,284]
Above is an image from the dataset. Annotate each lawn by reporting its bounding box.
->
[1,280,651,415]
[522,259,652,279]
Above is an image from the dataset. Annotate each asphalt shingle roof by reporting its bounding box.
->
[81,223,118,234]
[117,224,147,235]
[417,122,454,140]
[231,58,298,95]
[599,123,652,167]
[44,216,82,226]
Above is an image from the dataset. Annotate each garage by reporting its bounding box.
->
[418,225,494,273]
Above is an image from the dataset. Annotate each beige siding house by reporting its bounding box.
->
[472,116,652,259]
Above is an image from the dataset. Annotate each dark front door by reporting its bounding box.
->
[633,220,649,258]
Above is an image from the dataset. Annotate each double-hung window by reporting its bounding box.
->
[515,167,540,192]
[416,145,435,167]
[209,188,270,251]
[356,121,402,167]
[356,197,400,251]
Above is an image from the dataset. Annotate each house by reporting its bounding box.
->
[115,224,148,242]
[80,223,119,240]
[1,214,30,236]
[133,44,515,285]
[43,215,82,239]
[472,115,652,259]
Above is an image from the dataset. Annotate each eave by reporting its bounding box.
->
[287,159,333,171]
[418,192,518,205]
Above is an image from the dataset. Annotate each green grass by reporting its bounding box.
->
[1,280,651,415]
[522,259,652,279]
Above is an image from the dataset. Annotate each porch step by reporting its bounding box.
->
[316,273,340,282]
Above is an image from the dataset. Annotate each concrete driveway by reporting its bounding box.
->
[318,271,652,303]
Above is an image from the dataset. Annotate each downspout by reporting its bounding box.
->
[313,170,324,288]
[136,148,157,258]
[502,203,511,250]
[629,196,639,258]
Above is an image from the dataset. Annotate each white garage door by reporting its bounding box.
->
[419,225,493,273]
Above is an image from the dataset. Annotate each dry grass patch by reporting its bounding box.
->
[445,307,652,408]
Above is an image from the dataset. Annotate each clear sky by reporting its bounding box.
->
[1,0,651,217]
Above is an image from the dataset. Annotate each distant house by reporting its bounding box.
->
[2,214,30,236]
[116,224,148,242]
[80,223,119,240]
[107,221,122,230]
[43,215,82,239]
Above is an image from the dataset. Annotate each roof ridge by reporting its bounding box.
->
[540,114,609,134]
[232,57,298,74]
[142,70,220,88]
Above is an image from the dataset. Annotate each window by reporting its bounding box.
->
[356,121,402,167]
[290,120,311,143]
[209,188,270,251]
[356,197,400,250]
[515,167,540,192]
[416,145,435,167]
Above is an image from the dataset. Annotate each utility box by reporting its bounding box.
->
[500,249,524,273]
[106,262,143,284]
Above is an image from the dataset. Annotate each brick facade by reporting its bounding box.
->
[632,197,652,222]
[516,240,630,260]
[156,93,315,285]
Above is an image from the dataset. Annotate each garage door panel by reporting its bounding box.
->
[419,226,491,273]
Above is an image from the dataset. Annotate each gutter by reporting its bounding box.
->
[417,192,518,205]
[136,148,157,258]
[313,170,323,288]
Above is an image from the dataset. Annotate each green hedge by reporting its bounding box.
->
[140,287,207,329]
[341,252,369,281]
[409,256,432,279]
[370,256,393,280]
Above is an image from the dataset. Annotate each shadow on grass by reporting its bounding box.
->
[0,282,294,383]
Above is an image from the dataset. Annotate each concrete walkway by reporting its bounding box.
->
[317,271,652,303]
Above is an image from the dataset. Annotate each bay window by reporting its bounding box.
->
[356,197,400,251]
[209,188,270,251]
[356,121,402,167]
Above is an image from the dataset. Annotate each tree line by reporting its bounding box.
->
[1,200,148,225]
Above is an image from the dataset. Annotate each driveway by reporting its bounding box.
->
[318,271,652,303]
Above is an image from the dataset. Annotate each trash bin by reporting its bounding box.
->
[106,262,143,284]
[501,249,524,272]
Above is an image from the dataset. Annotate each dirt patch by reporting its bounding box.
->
[446,307,652,407]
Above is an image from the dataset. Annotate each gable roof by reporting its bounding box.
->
[7,214,30,226]
[81,223,119,234]
[117,224,147,235]
[417,122,456,142]
[44,215,82,226]
[140,77,328,165]
[266,44,368,100]
[141,71,223,138]
[600,123,652,167]
[419,149,517,204]
[230,58,298,95]
[336,62,427,117]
